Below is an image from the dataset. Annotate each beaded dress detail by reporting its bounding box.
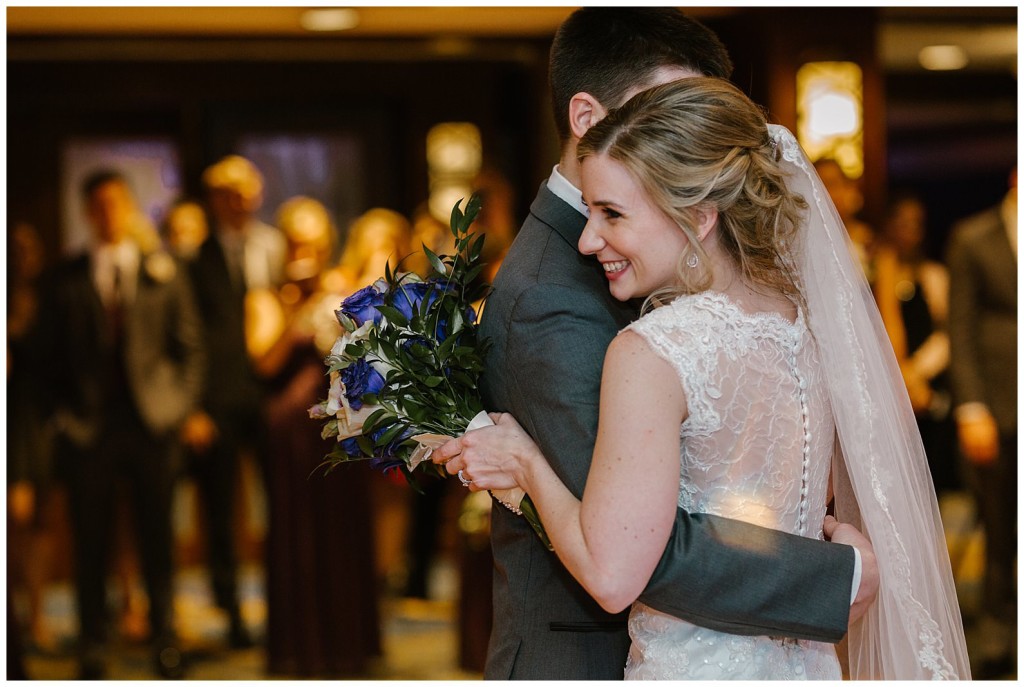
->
[622,291,841,680]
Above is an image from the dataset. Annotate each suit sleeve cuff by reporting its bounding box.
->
[849,547,862,605]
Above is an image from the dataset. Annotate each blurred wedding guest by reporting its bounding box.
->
[250,196,381,676]
[7,222,57,655]
[184,154,285,649]
[406,203,456,279]
[36,169,203,679]
[163,198,209,261]
[946,168,1017,679]
[473,167,517,284]
[873,192,957,493]
[337,207,412,291]
[815,158,876,279]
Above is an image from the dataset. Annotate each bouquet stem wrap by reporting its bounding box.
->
[409,411,552,551]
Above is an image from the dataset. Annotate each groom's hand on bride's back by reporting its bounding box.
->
[823,515,880,625]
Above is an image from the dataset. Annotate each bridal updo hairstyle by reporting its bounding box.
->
[577,77,807,309]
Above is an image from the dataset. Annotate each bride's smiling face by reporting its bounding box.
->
[578,153,690,301]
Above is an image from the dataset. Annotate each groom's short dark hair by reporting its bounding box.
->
[549,8,733,142]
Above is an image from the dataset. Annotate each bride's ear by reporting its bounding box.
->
[568,92,609,141]
[694,205,719,242]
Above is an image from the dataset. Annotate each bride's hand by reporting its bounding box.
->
[431,413,541,492]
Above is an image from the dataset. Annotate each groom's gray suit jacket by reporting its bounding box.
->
[479,183,856,680]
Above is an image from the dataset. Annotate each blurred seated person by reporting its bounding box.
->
[337,207,412,291]
[163,198,209,262]
[815,158,875,280]
[249,196,382,677]
[873,192,957,493]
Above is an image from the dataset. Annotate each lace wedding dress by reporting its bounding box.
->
[622,290,842,680]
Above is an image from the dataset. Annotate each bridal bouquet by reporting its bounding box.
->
[309,195,552,550]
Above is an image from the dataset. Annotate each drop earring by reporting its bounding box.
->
[686,252,699,269]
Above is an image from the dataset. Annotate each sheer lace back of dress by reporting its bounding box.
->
[622,291,842,680]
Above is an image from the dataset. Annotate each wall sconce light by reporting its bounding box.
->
[796,61,864,179]
[426,122,482,222]
[299,8,359,32]
[918,45,969,71]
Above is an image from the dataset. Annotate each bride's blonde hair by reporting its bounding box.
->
[577,77,806,311]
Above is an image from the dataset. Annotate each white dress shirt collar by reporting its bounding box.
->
[92,240,140,306]
[546,165,589,218]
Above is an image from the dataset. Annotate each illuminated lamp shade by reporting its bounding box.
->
[426,122,482,223]
[918,45,969,71]
[796,61,864,179]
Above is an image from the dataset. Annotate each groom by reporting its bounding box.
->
[475,8,878,679]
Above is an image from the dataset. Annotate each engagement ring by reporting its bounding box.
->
[458,469,473,486]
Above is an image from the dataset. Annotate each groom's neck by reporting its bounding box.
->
[558,142,583,191]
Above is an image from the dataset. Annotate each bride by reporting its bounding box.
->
[434,77,969,679]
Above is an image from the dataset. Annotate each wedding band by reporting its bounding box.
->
[458,469,473,486]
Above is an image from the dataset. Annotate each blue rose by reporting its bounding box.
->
[339,436,363,458]
[340,358,385,410]
[402,335,434,355]
[368,424,414,473]
[393,280,442,321]
[339,284,385,327]
[434,303,478,342]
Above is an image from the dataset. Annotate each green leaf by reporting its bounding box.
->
[376,422,408,447]
[376,304,409,328]
[320,418,340,440]
[362,407,388,430]
[356,434,375,457]
[464,192,483,224]
[335,310,356,332]
[449,199,465,238]
[449,369,476,388]
[424,246,447,277]
[470,233,486,262]
[464,263,485,284]
[423,376,444,388]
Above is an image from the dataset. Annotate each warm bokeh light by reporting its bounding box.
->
[918,44,969,71]
[299,8,359,33]
[426,122,482,223]
[796,61,864,179]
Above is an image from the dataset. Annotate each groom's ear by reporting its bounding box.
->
[568,92,609,141]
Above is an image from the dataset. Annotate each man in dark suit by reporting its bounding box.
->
[476,9,878,679]
[181,155,285,648]
[947,168,1017,678]
[41,170,203,679]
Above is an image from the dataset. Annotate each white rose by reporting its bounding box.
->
[330,320,373,358]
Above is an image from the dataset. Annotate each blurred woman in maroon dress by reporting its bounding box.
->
[249,196,381,677]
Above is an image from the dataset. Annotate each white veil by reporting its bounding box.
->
[769,125,971,680]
